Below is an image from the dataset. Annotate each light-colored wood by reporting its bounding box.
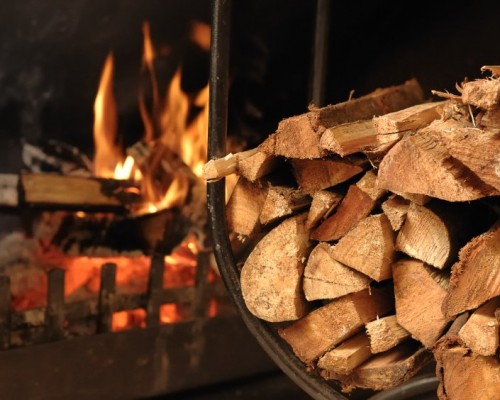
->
[0,174,19,207]
[443,223,500,318]
[291,157,365,194]
[356,170,386,201]
[317,332,372,375]
[226,178,268,235]
[305,190,343,229]
[259,186,310,225]
[202,148,258,181]
[279,286,393,363]
[311,184,376,241]
[389,191,430,206]
[240,213,311,322]
[462,78,500,110]
[366,315,411,353]
[458,297,500,356]
[373,101,445,133]
[479,107,500,128]
[238,150,279,182]
[392,259,448,348]
[435,341,500,400]
[331,214,395,281]
[381,195,410,231]
[481,65,500,76]
[303,243,371,301]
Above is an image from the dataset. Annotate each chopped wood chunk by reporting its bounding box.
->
[240,213,311,322]
[291,157,365,193]
[389,191,430,206]
[373,101,445,133]
[458,297,500,356]
[259,186,310,225]
[462,79,500,110]
[305,191,343,229]
[279,286,394,363]
[303,243,371,301]
[317,332,372,375]
[444,224,500,318]
[366,315,411,353]
[202,148,258,181]
[392,259,449,348]
[238,151,279,182]
[226,178,268,235]
[381,195,410,231]
[479,107,500,128]
[331,214,395,281]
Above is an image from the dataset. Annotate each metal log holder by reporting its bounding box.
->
[207,1,439,399]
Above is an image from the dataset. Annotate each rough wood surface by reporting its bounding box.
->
[458,297,500,356]
[381,195,410,231]
[291,158,365,194]
[443,223,500,318]
[479,107,500,128]
[373,101,445,133]
[462,79,500,110]
[279,286,394,363]
[202,148,258,181]
[238,150,279,182]
[317,332,372,375]
[366,315,411,353]
[259,186,310,225]
[303,243,371,301]
[240,213,311,322]
[305,190,343,229]
[356,170,386,201]
[392,259,448,348]
[331,214,395,281]
[435,339,500,400]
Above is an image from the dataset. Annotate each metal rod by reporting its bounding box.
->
[207,1,345,398]
[191,250,212,318]
[146,255,164,327]
[97,263,116,333]
[45,268,65,341]
[311,0,331,106]
[0,276,11,349]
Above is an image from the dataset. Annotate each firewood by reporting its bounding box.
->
[434,339,500,400]
[481,65,500,77]
[372,101,445,133]
[458,297,500,356]
[1,173,140,210]
[290,157,365,194]
[443,223,500,318]
[330,214,395,281]
[365,315,411,353]
[202,148,258,181]
[238,151,279,182]
[317,332,372,375]
[259,79,425,159]
[319,120,402,156]
[240,213,311,322]
[389,191,429,206]
[479,107,500,128]
[279,285,394,363]
[462,78,500,110]
[303,243,371,301]
[392,259,449,348]
[305,190,343,229]
[226,178,268,236]
[377,122,499,201]
[311,172,381,241]
[381,195,410,231]
[395,202,475,269]
[330,342,432,392]
[362,139,400,169]
[259,186,310,225]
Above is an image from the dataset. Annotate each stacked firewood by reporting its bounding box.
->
[203,67,500,398]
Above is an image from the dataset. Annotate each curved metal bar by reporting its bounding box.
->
[311,0,331,106]
[367,375,439,400]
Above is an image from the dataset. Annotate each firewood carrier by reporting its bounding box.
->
[206,1,440,399]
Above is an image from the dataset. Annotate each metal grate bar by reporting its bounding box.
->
[97,263,116,333]
[45,268,65,341]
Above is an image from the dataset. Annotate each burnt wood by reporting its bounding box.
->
[97,263,117,333]
[45,268,65,341]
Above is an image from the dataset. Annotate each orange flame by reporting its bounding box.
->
[190,21,211,52]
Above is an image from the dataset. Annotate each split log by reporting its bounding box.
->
[0,173,140,211]
[458,297,500,356]
[389,191,430,206]
[311,171,382,241]
[317,332,372,375]
[238,151,279,182]
[330,214,395,281]
[373,101,445,133]
[259,186,310,225]
[305,190,343,229]
[392,259,449,348]
[365,315,411,353]
[290,157,365,194]
[434,339,500,400]
[381,195,410,231]
[226,178,268,236]
[303,243,371,301]
[462,78,500,110]
[279,285,394,363]
[479,107,500,128]
[202,148,258,181]
[259,79,425,159]
[443,223,500,318]
[240,213,311,322]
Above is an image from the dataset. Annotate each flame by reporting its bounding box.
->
[190,21,211,52]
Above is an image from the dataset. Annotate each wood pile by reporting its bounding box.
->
[204,68,500,397]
